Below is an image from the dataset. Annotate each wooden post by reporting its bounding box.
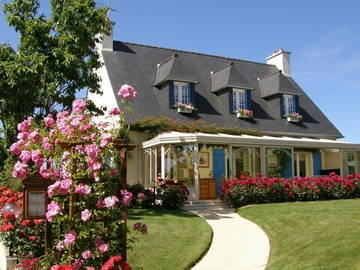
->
[45,220,52,254]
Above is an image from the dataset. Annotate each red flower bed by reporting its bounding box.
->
[222,173,360,207]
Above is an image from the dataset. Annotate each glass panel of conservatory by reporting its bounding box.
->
[165,144,195,188]
[232,147,261,177]
[342,151,360,175]
[266,148,293,178]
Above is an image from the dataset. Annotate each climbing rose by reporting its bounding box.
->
[98,243,108,253]
[75,184,91,195]
[82,250,92,259]
[133,222,148,234]
[137,192,147,200]
[20,150,31,163]
[120,190,133,207]
[46,201,61,222]
[12,162,28,179]
[56,241,64,251]
[108,107,121,115]
[104,196,119,208]
[44,114,55,127]
[10,143,21,155]
[117,84,138,100]
[81,209,92,222]
[72,99,87,113]
[64,230,77,246]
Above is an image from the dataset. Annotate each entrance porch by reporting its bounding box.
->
[141,132,360,200]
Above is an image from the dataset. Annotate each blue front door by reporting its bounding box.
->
[213,149,225,197]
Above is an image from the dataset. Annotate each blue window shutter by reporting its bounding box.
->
[229,88,234,113]
[293,95,299,113]
[188,83,194,104]
[245,89,250,109]
[280,95,285,117]
[169,81,175,108]
[313,152,322,175]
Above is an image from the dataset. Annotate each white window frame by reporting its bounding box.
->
[174,81,191,105]
[233,88,246,111]
[283,94,295,116]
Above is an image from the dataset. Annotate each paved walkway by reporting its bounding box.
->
[184,201,270,270]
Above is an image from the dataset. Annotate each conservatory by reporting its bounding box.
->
[141,132,360,200]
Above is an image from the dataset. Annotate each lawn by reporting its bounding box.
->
[238,199,360,270]
[128,209,212,270]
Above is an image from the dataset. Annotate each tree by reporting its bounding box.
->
[0,0,110,171]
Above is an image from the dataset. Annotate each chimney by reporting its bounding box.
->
[101,21,115,51]
[266,48,291,76]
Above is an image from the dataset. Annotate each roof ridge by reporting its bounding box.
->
[114,40,275,67]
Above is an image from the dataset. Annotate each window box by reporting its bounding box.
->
[176,103,196,114]
[287,113,302,122]
[236,109,253,119]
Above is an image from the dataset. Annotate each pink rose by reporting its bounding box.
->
[72,99,87,113]
[100,134,112,148]
[108,107,121,115]
[20,150,31,163]
[120,190,133,208]
[17,117,33,132]
[64,230,77,246]
[81,209,92,222]
[44,114,55,127]
[10,143,21,155]
[31,150,42,163]
[29,130,40,143]
[46,201,61,222]
[56,240,64,251]
[104,196,119,208]
[12,162,28,179]
[75,184,91,195]
[117,84,138,100]
[82,250,92,259]
[98,244,108,253]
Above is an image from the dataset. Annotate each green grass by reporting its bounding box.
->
[128,209,212,270]
[238,199,360,270]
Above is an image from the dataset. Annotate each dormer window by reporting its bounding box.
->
[169,81,195,113]
[174,81,192,105]
[232,88,251,110]
[282,94,298,116]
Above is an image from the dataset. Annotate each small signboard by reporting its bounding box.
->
[28,190,47,218]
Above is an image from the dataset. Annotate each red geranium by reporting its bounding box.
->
[28,236,36,242]
[101,256,131,270]
[1,223,15,232]
[22,219,31,226]
[33,219,44,225]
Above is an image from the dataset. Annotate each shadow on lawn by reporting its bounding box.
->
[129,209,197,221]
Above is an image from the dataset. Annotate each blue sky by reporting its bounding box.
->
[1,0,360,142]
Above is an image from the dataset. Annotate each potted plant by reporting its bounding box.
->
[235,109,253,118]
[176,103,196,114]
[287,112,303,122]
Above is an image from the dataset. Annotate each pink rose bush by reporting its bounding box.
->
[10,93,141,269]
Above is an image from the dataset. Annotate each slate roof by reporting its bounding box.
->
[102,41,343,139]
[211,62,254,92]
[154,54,198,86]
[258,71,303,98]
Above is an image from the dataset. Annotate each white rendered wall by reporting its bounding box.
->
[0,242,9,270]
[88,51,119,124]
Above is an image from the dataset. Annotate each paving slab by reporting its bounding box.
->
[184,201,270,270]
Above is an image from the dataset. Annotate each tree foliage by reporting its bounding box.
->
[0,0,110,171]
[0,0,110,142]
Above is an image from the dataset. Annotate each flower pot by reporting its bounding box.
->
[236,112,251,118]
[287,117,300,122]
[6,256,17,270]
[177,107,192,114]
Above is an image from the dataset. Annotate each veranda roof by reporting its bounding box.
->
[141,132,360,149]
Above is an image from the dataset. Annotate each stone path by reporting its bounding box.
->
[184,200,270,270]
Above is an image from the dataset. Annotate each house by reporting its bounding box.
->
[88,25,360,200]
